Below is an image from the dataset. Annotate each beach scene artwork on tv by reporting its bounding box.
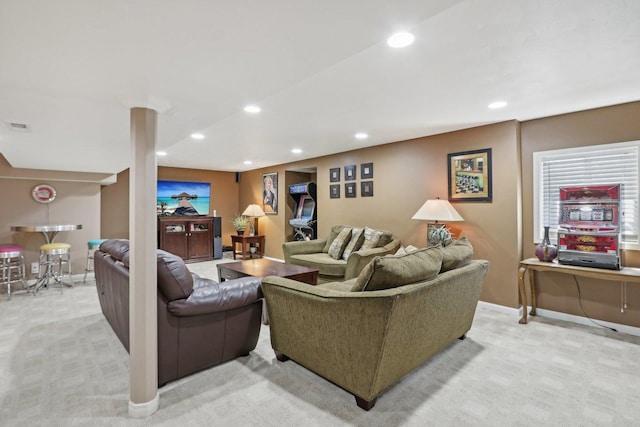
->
[157,180,211,216]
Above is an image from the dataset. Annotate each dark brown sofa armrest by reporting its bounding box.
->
[167,276,262,317]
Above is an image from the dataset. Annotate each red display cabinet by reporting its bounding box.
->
[557,184,621,270]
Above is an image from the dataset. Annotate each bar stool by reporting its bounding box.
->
[34,242,72,294]
[83,239,106,283]
[0,244,26,300]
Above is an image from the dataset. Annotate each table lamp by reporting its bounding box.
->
[411,197,464,246]
[242,204,266,236]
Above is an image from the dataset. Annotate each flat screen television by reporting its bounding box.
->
[157,180,211,216]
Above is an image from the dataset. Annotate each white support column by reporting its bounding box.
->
[128,107,159,417]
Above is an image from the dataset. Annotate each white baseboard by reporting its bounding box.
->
[478,301,640,337]
[128,392,159,418]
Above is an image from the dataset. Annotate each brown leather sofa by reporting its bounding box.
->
[94,239,263,386]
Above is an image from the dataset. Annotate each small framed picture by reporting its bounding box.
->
[345,182,356,198]
[361,181,373,197]
[344,165,356,181]
[361,163,373,179]
[329,167,341,182]
[330,184,340,199]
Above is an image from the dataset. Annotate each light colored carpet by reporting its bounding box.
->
[1,259,640,426]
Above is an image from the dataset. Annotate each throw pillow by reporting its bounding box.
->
[342,227,365,260]
[351,246,443,292]
[328,227,352,259]
[360,227,384,250]
[440,236,473,273]
[323,225,347,253]
[394,246,407,256]
[376,232,393,248]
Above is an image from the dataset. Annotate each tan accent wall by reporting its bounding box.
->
[100,166,239,247]
[0,155,102,282]
[521,101,640,326]
[101,168,130,239]
[239,121,522,307]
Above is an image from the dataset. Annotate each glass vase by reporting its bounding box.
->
[535,226,557,262]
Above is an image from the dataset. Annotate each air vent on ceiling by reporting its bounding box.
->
[6,121,32,132]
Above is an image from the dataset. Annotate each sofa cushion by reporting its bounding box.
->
[328,227,352,259]
[317,280,353,292]
[360,227,384,250]
[322,225,347,253]
[290,253,347,277]
[157,250,194,301]
[440,237,474,273]
[342,227,365,260]
[351,246,443,292]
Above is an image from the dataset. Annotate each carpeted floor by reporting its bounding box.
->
[1,259,640,426]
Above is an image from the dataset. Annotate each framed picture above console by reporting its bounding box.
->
[447,148,492,202]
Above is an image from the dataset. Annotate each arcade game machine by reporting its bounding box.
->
[288,182,317,241]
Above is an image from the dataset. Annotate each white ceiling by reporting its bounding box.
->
[1,0,639,174]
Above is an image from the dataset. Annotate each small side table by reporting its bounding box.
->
[231,235,265,259]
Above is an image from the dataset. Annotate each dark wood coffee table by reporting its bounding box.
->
[217,259,318,325]
[217,258,318,285]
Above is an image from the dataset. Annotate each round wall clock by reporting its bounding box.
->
[32,184,57,204]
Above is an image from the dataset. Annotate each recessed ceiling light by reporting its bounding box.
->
[243,160,252,165]
[190,133,205,140]
[355,133,369,140]
[291,148,302,154]
[243,105,261,114]
[387,32,415,48]
[488,101,508,109]
[156,151,167,156]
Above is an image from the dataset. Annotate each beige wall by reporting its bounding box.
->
[521,101,640,326]
[101,169,130,239]
[240,121,522,308]
[0,156,103,283]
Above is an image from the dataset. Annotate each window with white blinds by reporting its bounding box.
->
[533,141,640,248]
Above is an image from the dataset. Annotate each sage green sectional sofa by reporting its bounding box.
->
[282,225,401,282]
[263,238,489,410]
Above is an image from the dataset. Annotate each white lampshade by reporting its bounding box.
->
[411,198,464,222]
[242,204,266,217]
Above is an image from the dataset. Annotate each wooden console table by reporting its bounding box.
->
[231,235,265,259]
[518,257,640,324]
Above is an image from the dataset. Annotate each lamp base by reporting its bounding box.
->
[427,223,452,247]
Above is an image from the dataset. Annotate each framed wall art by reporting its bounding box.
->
[345,182,356,198]
[263,172,278,214]
[330,184,340,199]
[329,167,341,182]
[447,148,492,202]
[344,165,356,181]
[361,163,373,179]
[361,181,373,197]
